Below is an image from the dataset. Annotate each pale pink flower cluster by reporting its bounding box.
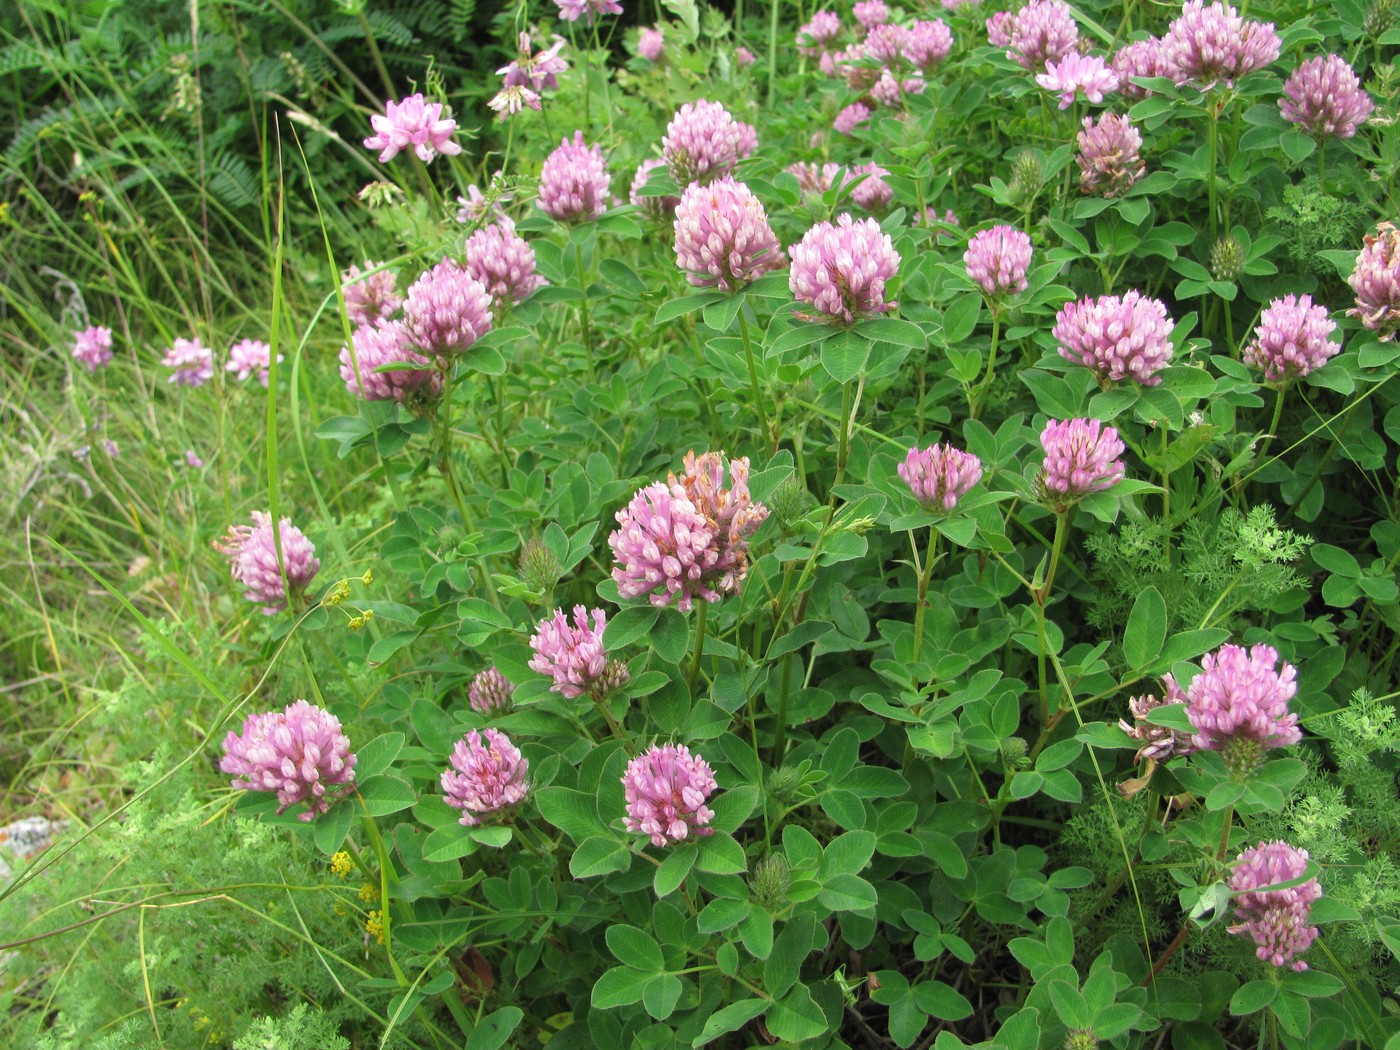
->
[986,10,1015,48]
[1280,55,1374,138]
[1228,841,1322,971]
[441,729,530,826]
[488,85,542,119]
[1185,643,1301,756]
[226,338,281,387]
[341,262,402,327]
[834,101,873,135]
[404,260,493,357]
[845,162,893,212]
[964,225,1033,297]
[456,186,506,226]
[1120,675,1197,763]
[1006,0,1079,72]
[1037,418,1126,504]
[529,606,629,699]
[220,699,356,821]
[1243,295,1340,382]
[162,337,214,387]
[363,93,462,163]
[1077,113,1146,197]
[1036,52,1119,108]
[72,325,113,372]
[787,161,844,195]
[906,20,953,71]
[338,321,441,405]
[554,0,623,22]
[789,213,901,324]
[1162,0,1279,89]
[630,159,680,220]
[469,667,515,716]
[638,27,665,61]
[864,23,909,66]
[898,444,983,513]
[609,451,770,611]
[854,0,889,29]
[1054,291,1175,386]
[1349,223,1400,341]
[735,46,757,67]
[662,99,758,188]
[465,221,546,310]
[1113,37,1170,98]
[500,31,568,91]
[798,11,843,56]
[538,132,612,223]
[672,177,783,292]
[214,511,321,614]
[622,743,718,847]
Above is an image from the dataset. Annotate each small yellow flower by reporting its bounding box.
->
[348,616,365,631]
[366,910,385,945]
[330,850,353,878]
[359,882,379,903]
[362,569,374,585]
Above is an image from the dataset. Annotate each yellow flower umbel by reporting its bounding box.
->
[330,850,353,878]
[365,910,385,945]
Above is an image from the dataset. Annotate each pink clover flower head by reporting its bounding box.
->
[854,0,889,29]
[845,162,893,212]
[341,262,402,327]
[985,10,1015,48]
[529,605,629,699]
[1113,36,1170,97]
[798,11,843,54]
[1185,643,1301,764]
[469,667,515,716]
[919,207,962,243]
[964,225,1033,297]
[622,743,718,847]
[672,176,783,292]
[554,0,623,22]
[787,161,844,195]
[1163,1,1279,90]
[864,24,910,67]
[944,0,982,8]
[1243,294,1340,382]
[363,93,462,164]
[455,186,507,226]
[220,699,356,821]
[898,443,983,513]
[1120,675,1197,763]
[639,26,665,61]
[1349,222,1400,341]
[1007,0,1079,72]
[338,321,441,405]
[500,32,568,91]
[489,84,542,119]
[72,326,113,372]
[538,131,612,223]
[906,20,954,71]
[1054,290,1175,386]
[735,46,757,67]
[465,221,547,309]
[1037,418,1126,504]
[1228,841,1322,971]
[184,450,205,469]
[630,158,681,220]
[102,439,119,457]
[609,451,769,610]
[403,259,493,357]
[1077,113,1146,197]
[789,213,901,325]
[162,337,214,387]
[226,338,281,387]
[834,101,873,135]
[1036,52,1120,108]
[441,728,530,826]
[215,511,321,614]
[662,99,757,188]
[1281,55,1375,139]
[870,70,926,106]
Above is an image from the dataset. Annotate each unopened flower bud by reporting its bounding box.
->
[767,765,803,804]
[1010,151,1043,204]
[1065,1029,1098,1050]
[1210,236,1245,281]
[518,537,563,593]
[750,854,792,908]
[1002,736,1029,761]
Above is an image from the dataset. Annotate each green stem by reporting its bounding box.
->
[437,367,502,609]
[972,306,1001,419]
[766,0,781,109]
[1317,138,1326,190]
[360,813,409,985]
[738,307,774,453]
[1206,99,1219,249]
[1255,383,1288,470]
[1216,803,1235,861]
[574,241,596,380]
[911,527,940,667]
[688,601,708,695]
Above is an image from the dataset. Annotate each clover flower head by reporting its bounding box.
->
[986,10,1015,47]
[1349,222,1400,341]
[337,321,440,405]
[786,161,844,195]
[1037,417,1126,505]
[672,176,783,292]
[226,338,281,387]
[342,262,402,326]
[854,0,889,29]
[622,743,718,847]
[1280,55,1374,138]
[1036,52,1120,108]
[72,326,113,372]
[788,213,901,324]
[964,225,1033,297]
[403,259,493,357]
[220,700,356,820]
[662,99,758,188]
[441,729,530,826]
[364,93,462,163]
[465,221,546,309]
[1113,36,1171,97]
[1228,841,1321,971]
[1186,643,1301,769]
[898,443,983,513]
[834,101,873,135]
[1120,674,1196,763]
[863,24,910,66]
[1007,0,1080,72]
[1054,290,1175,385]
[555,0,624,22]
[1077,113,1146,196]
[799,11,843,54]
[214,511,320,614]
[639,26,665,61]
[906,19,954,71]
[162,337,214,387]
[469,667,516,716]
[1163,1,1279,89]
[1243,294,1340,382]
[538,131,612,223]
[630,158,681,220]
[529,605,628,699]
[500,31,568,91]
[845,162,893,212]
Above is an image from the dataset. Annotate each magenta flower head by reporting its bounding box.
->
[341,262,402,327]
[789,213,901,325]
[465,221,546,311]
[1243,294,1340,382]
[1007,0,1079,72]
[639,26,665,61]
[162,337,214,387]
[630,158,681,220]
[1037,418,1126,507]
[500,31,568,91]
[834,101,873,135]
[364,93,462,164]
[215,511,320,615]
[1185,643,1301,773]
[538,131,612,223]
[226,338,281,387]
[338,321,442,406]
[854,0,889,29]
[529,605,630,700]
[72,326,113,373]
[1113,36,1170,98]
[1349,222,1400,341]
[1077,113,1146,197]
[403,259,493,358]
[906,20,954,71]
[798,11,843,54]
[1163,1,1279,89]
[555,0,623,22]
[456,185,507,227]
[1228,841,1321,972]
[220,699,356,821]
[1036,52,1120,108]
[898,443,983,513]
[986,10,1015,47]
[1054,291,1175,386]
[672,177,783,292]
[622,743,718,847]
[1120,675,1197,764]
[469,667,515,716]
[735,46,757,67]
[610,451,769,611]
[964,225,1033,298]
[1280,55,1374,138]
[441,728,530,826]
[662,99,757,188]
[845,162,893,212]
[488,84,542,119]
[787,161,844,195]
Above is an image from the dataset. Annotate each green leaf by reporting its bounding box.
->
[766,983,828,1042]
[912,980,973,1020]
[819,830,877,878]
[367,629,421,665]
[696,832,747,874]
[820,329,870,383]
[654,846,697,898]
[604,605,660,650]
[357,775,416,816]
[652,606,690,664]
[855,317,925,348]
[643,973,683,1019]
[692,999,768,1046]
[1229,979,1278,1016]
[536,787,607,841]
[356,732,405,781]
[765,914,817,998]
[421,824,480,862]
[592,965,651,1008]
[818,873,877,912]
[1124,586,1167,669]
[943,293,982,344]
[410,698,457,755]
[698,895,749,933]
[570,836,632,878]
[464,1007,523,1050]
[607,924,665,970]
[313,799,354,855]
